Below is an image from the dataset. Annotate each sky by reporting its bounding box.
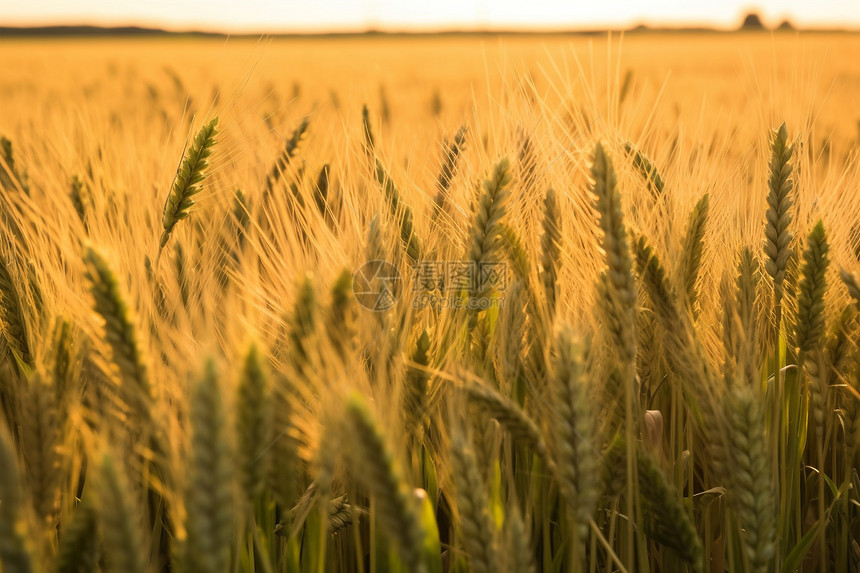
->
[2,0,860,33]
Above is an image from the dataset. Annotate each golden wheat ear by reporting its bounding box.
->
[160,117,218,252]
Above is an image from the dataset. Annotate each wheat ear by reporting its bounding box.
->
[462,379,555,473]
[541,188,562,319]
[591,142,637,364]
[0,254,32,368]
[362,104,376,156]
[376,158,421,261]
[269,116,309,183]
[83,246,151,407]
[796,221,830,435]
[551,328,599,550]
[0,423,33,573]
[55,502,98,573]
[20,372,60,525]
[636,444,704,573]
[160,117,218,251]
[841,268,860,311]
[623,141,665,197]
[680,192,709,315]
[468,158,512,298]
[763,122,795,308]
[236,343,270,500]
[725,385,776,573]
[185,360,233,573]
[796,221,829,355]
[433,125,467,217]
[448,413,496,573]
[342,391,426,573]
[95,453,148,573]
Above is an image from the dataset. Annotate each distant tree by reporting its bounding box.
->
[776,19,796,31]
[740,12,766,30]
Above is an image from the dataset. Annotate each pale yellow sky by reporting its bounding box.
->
[2,0,859,32]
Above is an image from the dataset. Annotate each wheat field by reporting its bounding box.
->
[1,32,860,573]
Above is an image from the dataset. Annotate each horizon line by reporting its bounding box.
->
[2,20,859,38]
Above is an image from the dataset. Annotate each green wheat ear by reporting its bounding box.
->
[95,452,148,573]
[842,268,860,310]
[680,192,710,315]
[0,423,34,573]
[83,245,150,400]
[236,344,270,500]
[623,141,665,197]
[763,122,794,307]
[0,254,32,369]
[160,117,218,251]
[591,142,636,363]
[185,360,233,573]
[56,502,98,573]
[342,391,426,573]
[796,221,829,355]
